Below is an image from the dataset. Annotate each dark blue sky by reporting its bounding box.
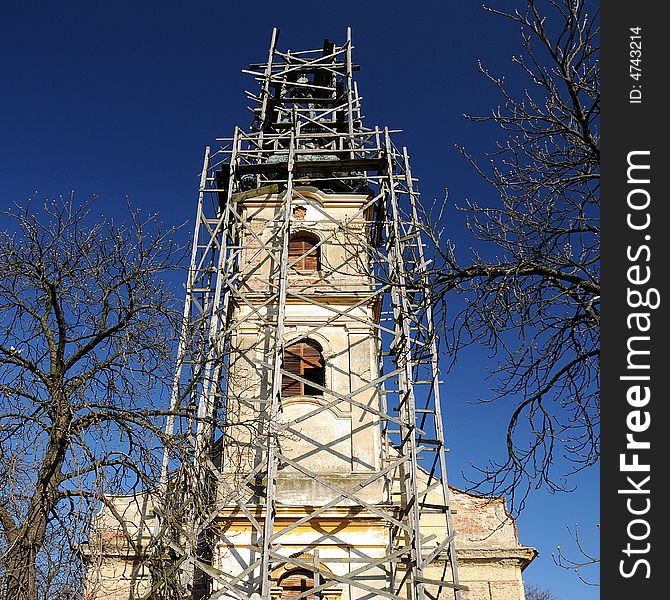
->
[1,1,599,597]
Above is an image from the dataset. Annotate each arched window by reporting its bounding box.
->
[288,232,320,271]
[282,340,325,397]
[279,569,315,600]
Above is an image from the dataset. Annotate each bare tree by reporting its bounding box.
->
[0,197,183,599]
[432,0,599,511]
[525,584,559,600]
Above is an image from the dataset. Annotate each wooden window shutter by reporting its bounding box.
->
[300,343,322,369]
[280,570,315,600]
[281,341,325,397]
[301,342,324,395]
[288,234,319,271]
[281,346,302,397]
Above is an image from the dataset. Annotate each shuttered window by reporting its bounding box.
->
[279,570,315,600]
[288,233,320,271]
[281,340,325,397]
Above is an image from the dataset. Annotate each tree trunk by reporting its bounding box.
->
[4,536,40,600]
[3,387,70,600]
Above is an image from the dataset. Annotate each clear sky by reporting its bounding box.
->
[0,1,599,598]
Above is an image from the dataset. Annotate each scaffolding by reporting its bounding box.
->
[160,28,463,600]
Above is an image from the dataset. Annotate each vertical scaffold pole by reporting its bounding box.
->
[260,129,296,599]
[403,147,462,599]
[161,145,211,487]
[384,128,425,600]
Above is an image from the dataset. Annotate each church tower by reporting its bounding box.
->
[84,28,536,600]
[165,27,465,600]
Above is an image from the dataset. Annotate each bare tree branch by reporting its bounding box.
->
[428,0,599,513]
[552,523,600,586]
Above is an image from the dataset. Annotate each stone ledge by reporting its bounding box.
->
[454,547,538,570]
